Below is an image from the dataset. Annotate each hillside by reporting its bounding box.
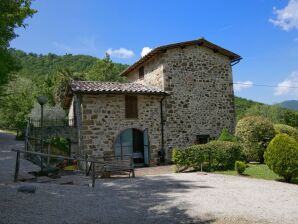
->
[277,100,298,111]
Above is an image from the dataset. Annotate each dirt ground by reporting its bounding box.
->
[1,131,297,224]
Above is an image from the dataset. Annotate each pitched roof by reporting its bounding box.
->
[70,80,166,95]
[121,38,241,76]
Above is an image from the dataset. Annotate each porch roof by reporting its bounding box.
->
[63,80,167,108]
[70,80,166,94]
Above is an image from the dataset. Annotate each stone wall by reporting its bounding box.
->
[126,54,164,89]
[162,45,235,159]
[125,44,235,160]
[80,94,163,162]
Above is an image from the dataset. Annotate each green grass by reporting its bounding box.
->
[215,164,298,184]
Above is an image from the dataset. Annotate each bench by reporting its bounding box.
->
[103,159,135,178]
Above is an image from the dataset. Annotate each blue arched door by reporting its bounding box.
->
[114,128,150,166]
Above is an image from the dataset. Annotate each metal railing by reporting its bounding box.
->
[28,118,75,127]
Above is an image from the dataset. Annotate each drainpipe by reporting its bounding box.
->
[159,95,166,164]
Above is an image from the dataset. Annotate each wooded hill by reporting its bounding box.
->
[1,49,298,130]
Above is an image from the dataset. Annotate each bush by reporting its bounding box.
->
[206,141,242,170]
[235,161,246,174]
[218,128,237,142]
[172,145,207,172]
[48,137,70,155]
[172,140,242,172]
[274,124,298,141]
[235,116,275,163]
[264,134,298,182]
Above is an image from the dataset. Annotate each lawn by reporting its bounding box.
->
[215,164,298,184]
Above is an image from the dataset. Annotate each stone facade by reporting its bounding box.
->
[125,45,235,160]
[80,94,163,161]
[68,40,238,164]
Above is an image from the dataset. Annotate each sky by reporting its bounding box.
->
[11,0,298,104]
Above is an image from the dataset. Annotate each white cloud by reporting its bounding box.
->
[275,71,298,96]
[141,47,153,57]
[106,48,134,59]
[269,0,298,31]
[234,81,254,92]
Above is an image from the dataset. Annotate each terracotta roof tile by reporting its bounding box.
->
[70,81,166,95]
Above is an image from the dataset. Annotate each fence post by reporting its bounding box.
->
[85,153,88,176]
[47,144,50,165]
[92,161,95,188]
[14,151,20,182]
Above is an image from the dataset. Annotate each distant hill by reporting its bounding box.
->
[234,96,264,119]
[276,100,298,111]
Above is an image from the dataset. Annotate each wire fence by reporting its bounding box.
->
[29,118,75,127]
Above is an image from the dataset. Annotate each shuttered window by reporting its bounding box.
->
[125,95,138,118]
[139,66,144,80]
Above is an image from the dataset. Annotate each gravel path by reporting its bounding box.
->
[0,132,297,224]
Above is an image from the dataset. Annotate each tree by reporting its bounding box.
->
[0,77,37,129]
[265,134,298,183]
[235,116,275,163]
[86,53,127,82]
[0,0,36,94]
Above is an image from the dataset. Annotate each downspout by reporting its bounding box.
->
[159,94,166,164]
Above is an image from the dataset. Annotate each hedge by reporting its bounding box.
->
[172,140,242,172]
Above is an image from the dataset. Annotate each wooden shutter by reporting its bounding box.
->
[139,66,144,80]
[125,95,138,118]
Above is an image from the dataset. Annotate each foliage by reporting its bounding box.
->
[86,53,127,82]
[274,124,298,141]
[48,136,69,155]
[172,140,242,172]
[206,141,242,170]
[0,49,128,129]
[234,96,263,120]
[235,161,246,174]
[264,134,298,183]
[218,128,237,142]
[0,0,36,94]
[235,116,275,163]
[0,77,37,129]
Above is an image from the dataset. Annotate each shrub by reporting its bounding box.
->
[264,134,298,183]
[235,161,246,174]
[235,116,275,163]
[172,145,207,172]
[206,140,242,170]
[274,124,298,141]
[48,137,69,155]
[172,140,242,172]
[218,128,237,142]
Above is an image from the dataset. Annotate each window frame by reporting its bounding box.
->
[138,66,144,80]
[125,95,138,119]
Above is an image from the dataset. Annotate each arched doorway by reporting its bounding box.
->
[114,128,150,166]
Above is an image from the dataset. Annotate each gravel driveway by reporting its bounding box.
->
[0,132,297,224]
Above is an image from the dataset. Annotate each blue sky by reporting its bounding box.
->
[11,0,298,104]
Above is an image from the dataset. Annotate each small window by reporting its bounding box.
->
[139,66,144,80]
[196,135,210,144]
[125,95,138,118]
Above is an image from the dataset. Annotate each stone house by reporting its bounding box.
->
[64,38,241,166]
